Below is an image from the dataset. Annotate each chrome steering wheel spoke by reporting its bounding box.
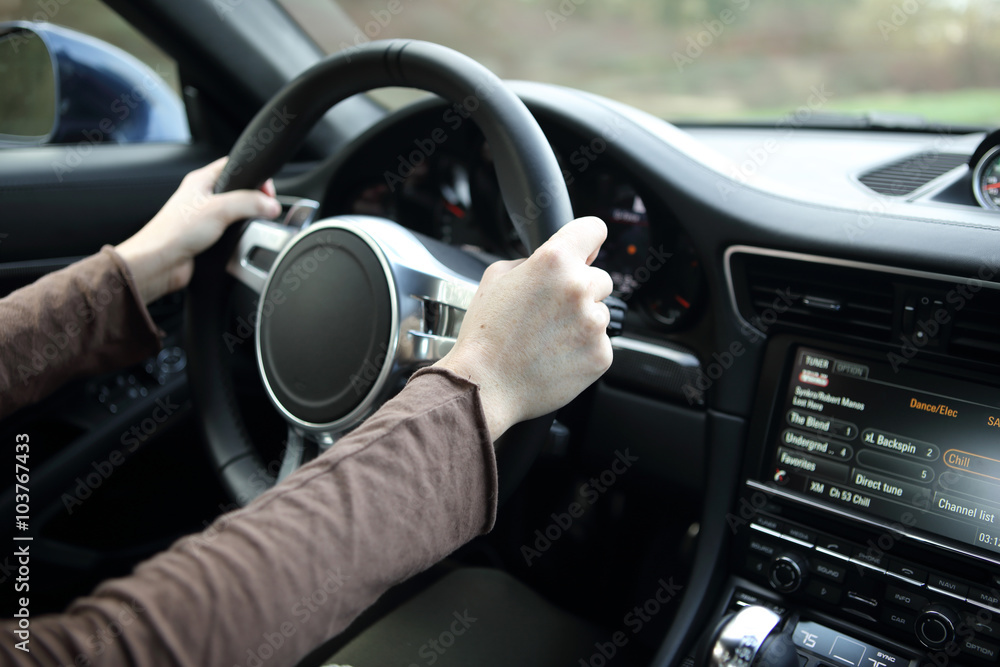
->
[276,426,306,483]
[225,219,299,295]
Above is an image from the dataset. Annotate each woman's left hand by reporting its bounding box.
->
[115,158,281,304]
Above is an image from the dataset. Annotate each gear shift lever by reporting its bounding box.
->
[703,605,799,667]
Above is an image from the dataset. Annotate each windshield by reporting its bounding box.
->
[280,0,999,128]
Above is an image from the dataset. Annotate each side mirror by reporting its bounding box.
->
[0,21,189,146]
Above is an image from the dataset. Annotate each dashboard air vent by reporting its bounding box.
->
[857,152,967,196]
[735,255,895,341]
[733,251,1000,366]
[948,290,1000,363]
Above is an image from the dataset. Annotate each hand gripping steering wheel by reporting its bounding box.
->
[185,40,574,505]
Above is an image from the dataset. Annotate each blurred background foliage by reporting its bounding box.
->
[2,0,998,126]
[296,0,1000,125]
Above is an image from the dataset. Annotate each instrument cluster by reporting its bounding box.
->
[325,108,707,332]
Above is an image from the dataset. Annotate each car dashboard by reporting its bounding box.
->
[283,81,1000,667]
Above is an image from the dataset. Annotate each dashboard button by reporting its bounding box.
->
[814,535,853,560]
[961,636,1000,663]
[805,579,842,604]
[885,584,928,611]
[850,547,886,568]
[928,573,969,597]
[749,538,780,558]
[746,555,768,578]
[810,559,847,583]
[969,586,1000,611]
[731,589,787,616]
[786,526,816,544]
[965,612,1000,637]
[847,591,879,608]
[886,559,927,584]
[881,607,916,633]
[755,515,783,532]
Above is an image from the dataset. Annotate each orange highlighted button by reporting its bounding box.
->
[944,449,1000,482]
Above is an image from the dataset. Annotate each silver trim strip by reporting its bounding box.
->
[816,546,850,562]
[927,585,967,602]
[849,558,886,575]
[967,598,1000,615]
[611,336,701,368]
[746,479,1000,568]
[778,533,814,548]
[749,524,782,539]
[885,571,924,587]
[723,245,1000,335]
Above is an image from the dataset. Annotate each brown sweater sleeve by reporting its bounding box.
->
[0,246,162,419]
[2,367,498,667]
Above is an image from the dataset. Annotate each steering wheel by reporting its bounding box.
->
[185,40,574,505]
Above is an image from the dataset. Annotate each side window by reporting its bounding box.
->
[0,0,189,146]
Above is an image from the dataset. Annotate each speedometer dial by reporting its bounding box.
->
[973,145,1000,211]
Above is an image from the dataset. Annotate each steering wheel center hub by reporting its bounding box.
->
[257,226,397,428]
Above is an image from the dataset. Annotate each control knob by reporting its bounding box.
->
[767,553,808,593]
[915,604,960,649]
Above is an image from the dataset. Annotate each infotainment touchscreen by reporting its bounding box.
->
[765,347,1000,557]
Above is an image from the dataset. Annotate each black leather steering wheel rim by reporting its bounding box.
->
[186,40,573,504]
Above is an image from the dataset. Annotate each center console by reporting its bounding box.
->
[711,335,1000,667]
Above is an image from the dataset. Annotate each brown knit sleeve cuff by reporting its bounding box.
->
[408,365,499,533]
[100,245,166,344]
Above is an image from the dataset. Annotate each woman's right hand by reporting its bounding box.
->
[435,216,614,440]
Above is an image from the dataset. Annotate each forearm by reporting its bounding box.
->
[2,368,497,667]
[0,247,161,419]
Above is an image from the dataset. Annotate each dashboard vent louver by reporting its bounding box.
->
[948,291,1000,363]
[857,152,968,196]
[738,255,895,341]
